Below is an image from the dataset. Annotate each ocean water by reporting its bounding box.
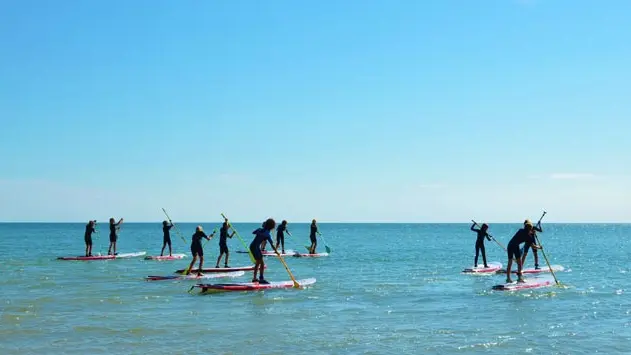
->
[1,222,630,354]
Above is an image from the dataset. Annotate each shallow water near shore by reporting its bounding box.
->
[1,222,630,354]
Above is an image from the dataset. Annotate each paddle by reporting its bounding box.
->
[532,211,560,285]
[220,213,256,264]
[319,232,332,253]
[471,220,506,251]
[161,208,188,245]
[270,245,301,288]
[94,230,102,256]
[203,228,218,248]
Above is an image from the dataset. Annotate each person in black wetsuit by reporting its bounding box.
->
[185,226,214,276]
[107,217,124,255]
[249,218,278,284]
[275,220,292,254]
[160,220,174,257]
[215,220,235,268]
[505,222,541,283]
[84,220,97,257]
[521,219,543,269]
[470,222,492,268]
[308,219,320,254]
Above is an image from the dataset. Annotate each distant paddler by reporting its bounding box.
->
[308,219,321,254]
[161,220,174,257]
[107,217,124,255]
[215,219,235,268]
[470,222,492,268]
[275,220,292,254]
[184,226,215,276]
[84,220,97,257]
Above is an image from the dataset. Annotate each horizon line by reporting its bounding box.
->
[1,221,630,224]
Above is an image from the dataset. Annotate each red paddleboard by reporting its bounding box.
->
[144,254,187,261]
[462,262,502,274]
[192,277,316,293]
[496,265,565,274]
[292,252,329,258]
[146,271,245,281]
[492,276,555,291]
[57,252,146,261]
[174,265,263,274]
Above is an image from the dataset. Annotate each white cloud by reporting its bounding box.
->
[549,173,596,180]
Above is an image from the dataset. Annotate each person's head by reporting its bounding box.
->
[524,222,534,233]
[89,220,95,226]
[223,221,228,228]
[282,220,287,226]
[162,220,168,226]
[481,223,489,231]
[312,219,316,225]
[109,218,115,224]
[524,219,532,226]
[196,225,203,233]
[263,218,276,231]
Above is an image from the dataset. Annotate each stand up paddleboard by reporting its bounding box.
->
[174,265,263,274]
[237,250,296,256]
[462,262,502,274]
[496,265,565,274]
[144,254,187,261]
[57,252,146,261]
[492,276,555,291]
[146,271,245,281]
[192,278,317,294]
[292,252,329,258]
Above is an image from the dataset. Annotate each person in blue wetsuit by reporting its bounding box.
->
[107,217,124,255]
[505,222,541,283]
[185,226,215,276]
[249,218,278,284]
[470,222,492,268]
[84,220,97,257]
[160,220,174,257]
[521,219,543,269]
[275,220,292,254]
[215,219,235,268]
[308,219,321,254]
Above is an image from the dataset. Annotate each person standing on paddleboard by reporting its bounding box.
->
[215,219,235,268]
[470,222,491,268]
[250,218,278,284]
[521,219,543,270]
[160,220,174,257]
[275,220,292,254]
[308,219,321,254]
[107,217,123,255]
[84,220,97,257]
[505,222,541,283]
[185,226,214,277]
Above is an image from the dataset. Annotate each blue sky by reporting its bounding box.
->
[1,0,630,222]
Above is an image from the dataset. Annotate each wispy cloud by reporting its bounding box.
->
[549,173,596,180]
[418,183,445,189]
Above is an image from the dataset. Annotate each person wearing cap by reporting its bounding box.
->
[470,222,492,268]
[521,219,543,269]
[505,222,542,283]
[184,226,215,277]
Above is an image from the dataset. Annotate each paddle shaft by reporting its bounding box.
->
[161,208,188,245]
[471,220,506,251]
[532,211,559,285]
[221,213,256,264]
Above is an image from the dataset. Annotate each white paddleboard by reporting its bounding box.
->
[462,262,502,273]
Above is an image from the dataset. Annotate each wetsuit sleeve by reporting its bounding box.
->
[470,223,479,232]
[485,233,491,241]
[265,232,274,245]
[534,225,543,232]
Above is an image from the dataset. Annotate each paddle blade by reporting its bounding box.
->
[325,246,331,253]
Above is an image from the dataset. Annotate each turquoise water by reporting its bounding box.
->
[1,222,630,354]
